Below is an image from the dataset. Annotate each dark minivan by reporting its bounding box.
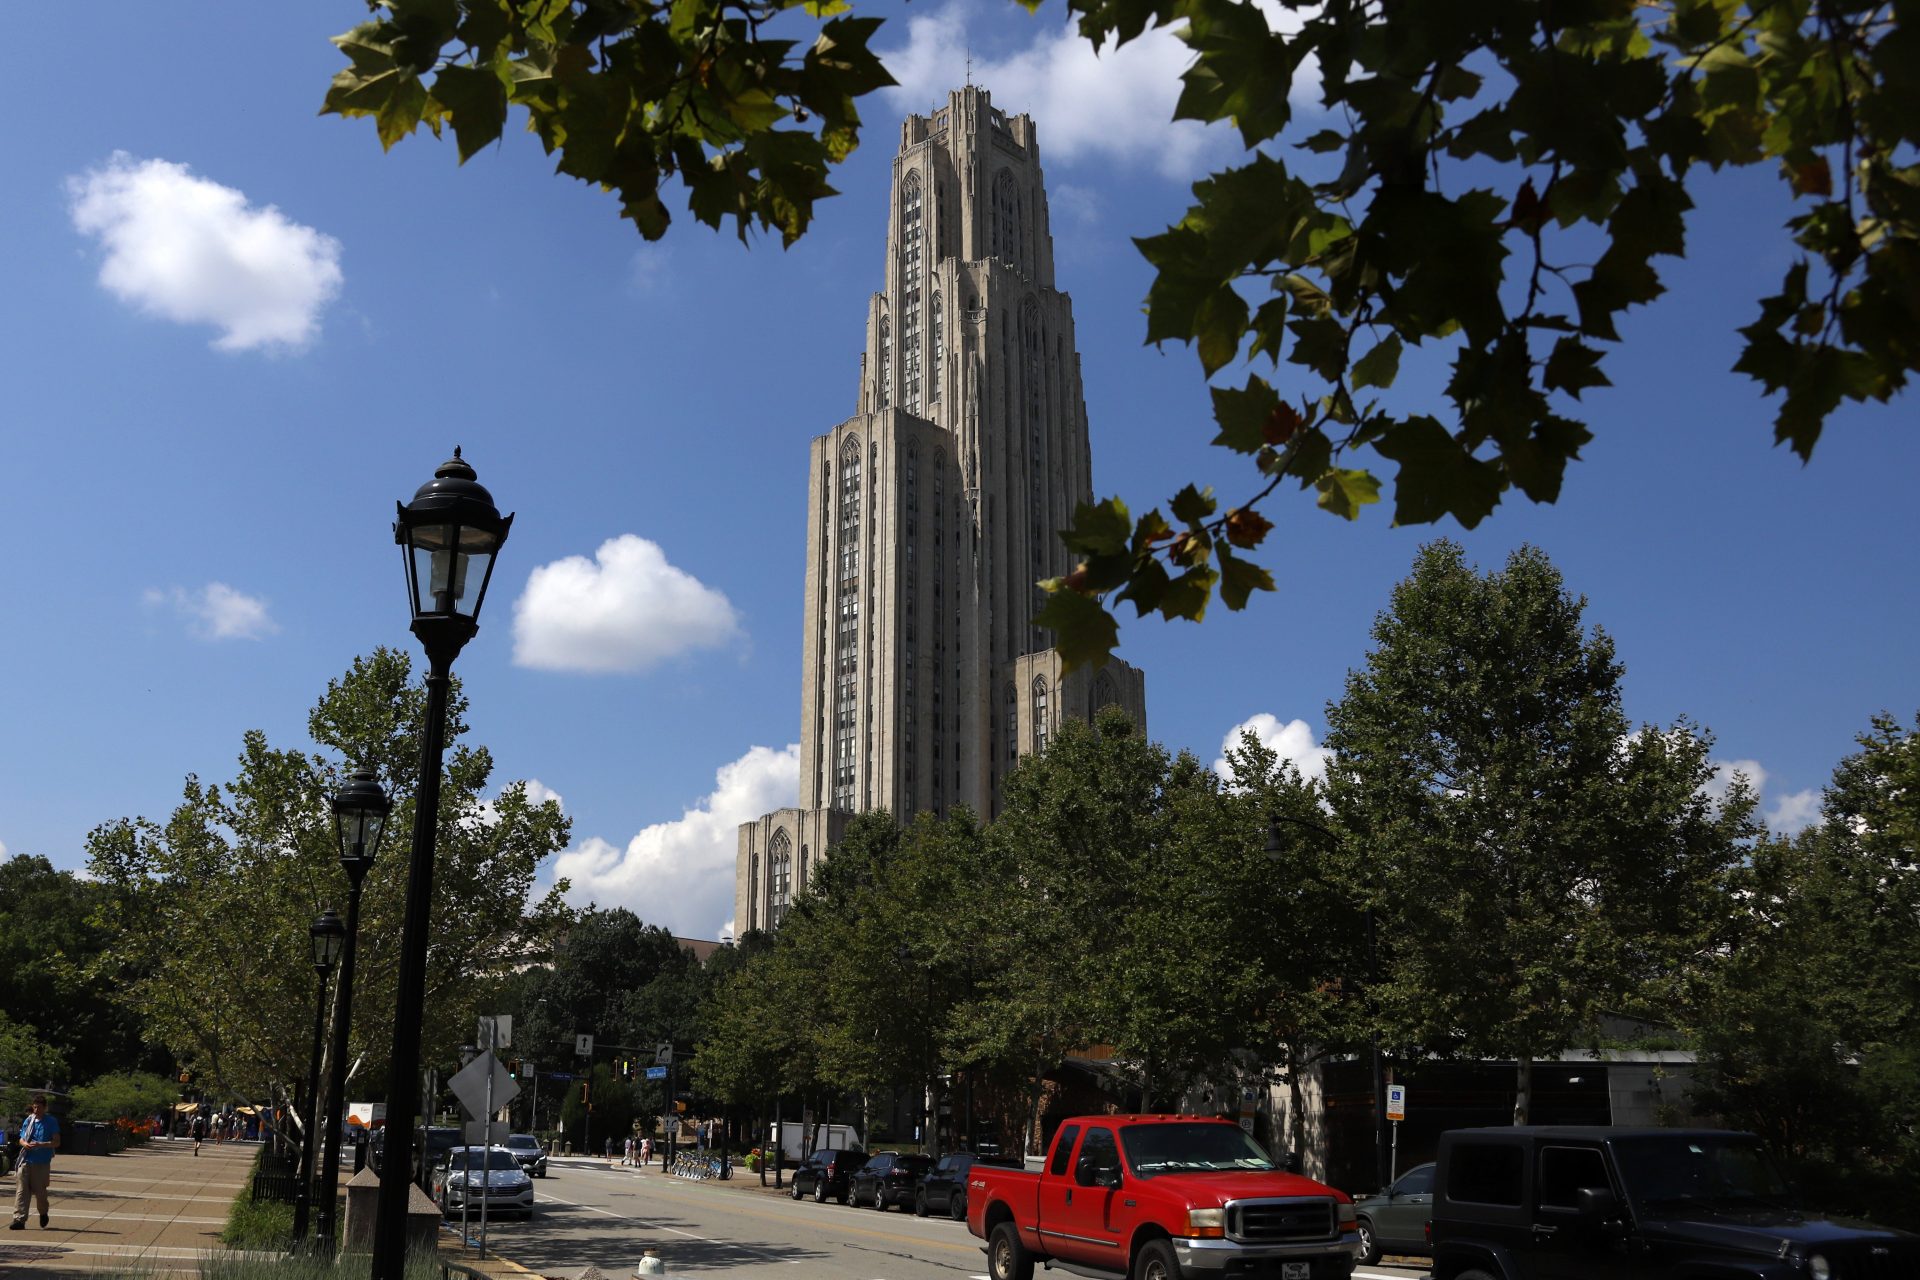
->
[789,1147,864,1204]
[915,1151,974,1220]
[1429,1125,1920,1280]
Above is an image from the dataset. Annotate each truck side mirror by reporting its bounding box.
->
[1576,1186,1619,1220]
[1075,1155,1099,1186]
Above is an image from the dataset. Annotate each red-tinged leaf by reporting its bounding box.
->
[1224,507,1274,549]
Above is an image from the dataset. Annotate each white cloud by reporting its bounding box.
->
[0,839,8,858]
[67,153,343,352]
[144,583,277,641]
[1766,789,1821,834]
[469,778,565,831]
[879,0,1320,180]
[1214,713,1334,786]
[629,246,673,294]
[1703,758,1768,808]
[512,535,742,673]
[552,743,800,937]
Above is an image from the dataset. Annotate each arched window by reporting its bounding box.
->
[931,293,943,402]
[900,173,923,415]
[1093,672,1118,712]
[799,844,809,893]
[768,830,793,926]
[995,171,1021,268]
[1032,676,1050,754]
[877,316,891,409]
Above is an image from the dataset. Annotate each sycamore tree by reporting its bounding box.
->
[85,648,572,1127]
[1324,542,1754,1122]
[1691,709,1920,1226]
[321,2,1915,667]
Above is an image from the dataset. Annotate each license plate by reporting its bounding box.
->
[1281,1264,1311,1280]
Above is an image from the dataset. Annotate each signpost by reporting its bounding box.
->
[1238,1086,1257,1134]
[448,1018,520,1262]
[1385,1084,1407,1184]
[575,1034,594,1058]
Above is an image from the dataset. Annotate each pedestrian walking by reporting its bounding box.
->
[10,1094,60,1230]
[190,1112,206,1156]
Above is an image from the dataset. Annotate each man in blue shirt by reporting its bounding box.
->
[10,1093,60,1230]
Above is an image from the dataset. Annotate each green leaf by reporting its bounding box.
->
[1542,337,1611,399]
[1300,129,1346,153]
[1350,333,1403,389]
[1374,417,1505,528]
[1315,468,1382,520]
[1033,588,1120,673]
[1169,484,1217,526]
[1216,546,1276,610]
[431,63,509,161]
[1061,497,1135,557]
[1210,375,1281,453]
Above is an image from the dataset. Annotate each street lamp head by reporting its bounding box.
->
[331,767,393,881]
[1264,815,1285,862]
[311,909,347,975]
[393,448,513,638]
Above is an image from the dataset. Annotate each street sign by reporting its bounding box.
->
[1238,1085,1258,1133]
[545,1072,573,1082]
[654,1042,673,1065]
[477,1015,512,1050]
[1386,1084,1407,1122]
[645,1066,667,1081]
[575,1034,594,1057]
[449,1050,521,1120]
[463,1120,509,1146]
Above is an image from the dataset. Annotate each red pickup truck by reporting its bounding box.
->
[968,1115,1361,1280]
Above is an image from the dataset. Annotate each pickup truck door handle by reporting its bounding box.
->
[1065,1190,1073,1206]
[1533,1225,1558,1238]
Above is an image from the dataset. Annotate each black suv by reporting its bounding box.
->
[789,1147,863,1204]
[1429,1125,1920,1280]
[851,1151,933,1211]
[915,1151,974,1220]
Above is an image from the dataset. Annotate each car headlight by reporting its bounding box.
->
[1808,1255,1831,1280]
[1186,1208,1226,1239]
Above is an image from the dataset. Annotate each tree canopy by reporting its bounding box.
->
[324,0,1916,668]
[85,648,573,1120]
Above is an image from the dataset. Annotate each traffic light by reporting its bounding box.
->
[507,1058,521,1079]
[581,1080,590,1104]
[673,1100,687,1113]
[178,1071,192,1085]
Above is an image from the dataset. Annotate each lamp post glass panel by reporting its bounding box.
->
[315,768,391,1254]
[296,910,346,1242]
[370,450,511,1280]
[1265,815,1390,1190]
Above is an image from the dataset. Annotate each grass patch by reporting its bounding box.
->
[87,1246,446,1278]
[218,1194,294,1249]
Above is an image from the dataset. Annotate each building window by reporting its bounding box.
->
[931,294,943,402]
[1094,672,1118,712]
[995,170,1020,267]
[901,173,923,415]
[877,317,891,409]
[1006,684,1018,763]
[1032,676,1050,755]
[768,830,793,926]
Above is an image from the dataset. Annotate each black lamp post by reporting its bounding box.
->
[1266,814,1390,1191]
[314,767,392,1254]
[295,910,347,1243]
[370,449,512,1280]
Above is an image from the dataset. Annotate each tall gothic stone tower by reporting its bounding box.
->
[735,87,1148,933]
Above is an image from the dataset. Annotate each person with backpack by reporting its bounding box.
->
[190,1112,206,1156]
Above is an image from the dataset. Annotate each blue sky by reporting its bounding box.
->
[3,2,1914,938]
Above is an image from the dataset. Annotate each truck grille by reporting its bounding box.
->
[1227,1198,1335,1243]
[1829,1243,1920,1280]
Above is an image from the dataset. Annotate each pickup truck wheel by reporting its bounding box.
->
[988,1222,1034,1280]
[1456,1270,1500,1280]
[949,1190,967,1222]
[1356,1217,1381,1265]
[1133,1239,1180,1280]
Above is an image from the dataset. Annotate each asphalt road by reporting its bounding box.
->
[461,1159,1433,1280]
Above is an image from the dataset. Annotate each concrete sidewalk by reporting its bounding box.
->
[0,1138,269,1276]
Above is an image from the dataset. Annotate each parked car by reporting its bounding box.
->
[503,1132,548,1178]
[852,1151,934,1211]
[371,1124,462,1182]
[1428,1125,1920,1280]
[789,1147,864,1204]
[969,1115,1360,1280]
[917,1151,975,1220]
[1351,1161,1433,1263]
[431,1145,535,1219]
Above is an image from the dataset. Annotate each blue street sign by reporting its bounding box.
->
[645,1066,668,1081]
[545,1072,573,1082]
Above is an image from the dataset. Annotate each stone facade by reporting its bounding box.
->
[736,87,1148,935]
